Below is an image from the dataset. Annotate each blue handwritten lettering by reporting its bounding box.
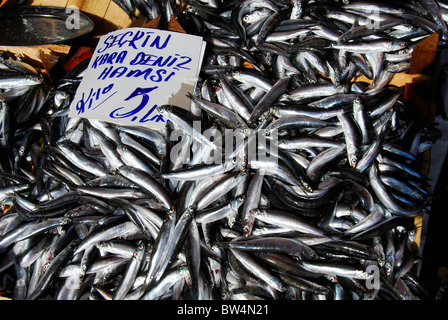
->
[97,65,179,82]
[128,30,145,49]
[76,89,93,114]
[150,114,166,122]
[129,52,156,66]
[109,87,158,119]
[164,71,176,82]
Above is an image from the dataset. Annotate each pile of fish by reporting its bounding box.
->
[0,0,444,300]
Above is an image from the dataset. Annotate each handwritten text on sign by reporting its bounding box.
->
[69,27,206,129]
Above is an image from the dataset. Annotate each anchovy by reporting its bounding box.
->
[118,165,173,211]
[113,241,146,300]
[74,221,140,256]
[248,76,291,125]
[337,112,362,168]
[0,74,43,90]
[161,160,237,181]
[230,248,286,292]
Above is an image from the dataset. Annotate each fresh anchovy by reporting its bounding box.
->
[331,40,408,53]
[278,136,345,150]
[187,93,249,130]
[337,112,362,168]
[87,126,125,172]
[369,164,422,216]
[0,58,38,76]
[144,208,176,287]
[230,248,286,292]
[118,165,173,210]
[195,195,245,226]
[252,209,325,236]
[218,72,253,122]
[157,104,223,152]
[116,125,168,160]
[113,241,146,300]
[299,260,373,280]
[74,221,141,255]
[116,144,158,175]
[56,141,109,177]
[140,267,190,300]
[26,239,78,300]
[118,131,161,166]
[221,236,319,260]
[196,171,247,211]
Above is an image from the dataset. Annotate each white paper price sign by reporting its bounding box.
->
[69,27,206,129]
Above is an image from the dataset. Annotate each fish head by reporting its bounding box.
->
[157,144,167,159]
[348,150,359,168]
[305,249,319,261]
[353,96,364,111]
[223,158,238,171]
[168,206,176,215]
[136,240,145,252]
[235,194,246,204]
[392,41,408,51]
[228,215,237,228]
[299,177,314,193]
[385,262,394,276]
[157,105,171,115]
[221,288,231,300]
[80,257,89,275]
[271,107,281,117]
